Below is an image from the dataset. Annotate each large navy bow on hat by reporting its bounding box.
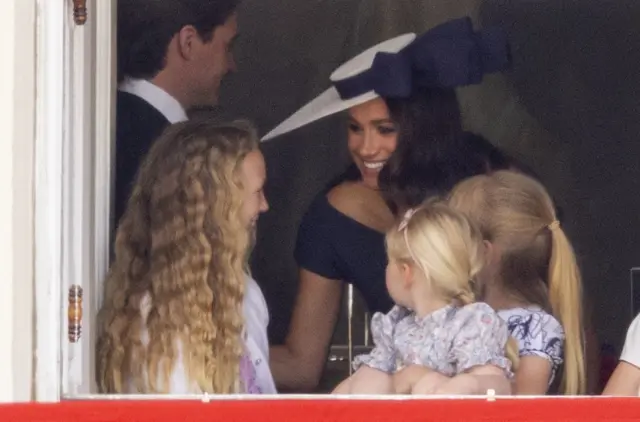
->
[333,17,511,100]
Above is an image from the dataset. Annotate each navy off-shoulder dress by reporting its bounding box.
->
[294,194,394,314]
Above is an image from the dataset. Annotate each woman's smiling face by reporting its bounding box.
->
[347,98,398,189]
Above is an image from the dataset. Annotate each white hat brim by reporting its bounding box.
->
[261,88,379,141]
[260,33,417,142]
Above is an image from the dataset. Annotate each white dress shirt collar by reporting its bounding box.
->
[119,78,188,124]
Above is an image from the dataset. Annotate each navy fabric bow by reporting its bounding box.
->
[333,17,511,100]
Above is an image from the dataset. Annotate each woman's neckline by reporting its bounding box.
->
[324,181,394,235]
[323,195,386,235]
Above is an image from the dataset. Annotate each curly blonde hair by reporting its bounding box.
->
[96,119,259,394]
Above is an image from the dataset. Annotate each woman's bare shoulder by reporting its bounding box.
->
[327,182,367,213]
[327,182,393,233]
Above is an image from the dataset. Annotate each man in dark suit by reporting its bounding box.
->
[115,0,239,228]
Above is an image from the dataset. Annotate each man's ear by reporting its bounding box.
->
[176,25,199,61]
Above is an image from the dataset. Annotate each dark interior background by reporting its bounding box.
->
[216,0,640,355]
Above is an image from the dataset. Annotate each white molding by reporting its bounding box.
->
[34,0,65,402]
[35,0,115,400]
[93,0,115,313]
[55,393,599,401]
[85,0,116,395]
[62,0,97,396]
[63,0,115,397]
[0,0,37,403]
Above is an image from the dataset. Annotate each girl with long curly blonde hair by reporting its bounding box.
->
[96,119,272,394]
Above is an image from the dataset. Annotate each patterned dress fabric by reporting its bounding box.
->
[353,302,513,378]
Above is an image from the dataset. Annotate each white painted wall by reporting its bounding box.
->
[0,0,37,402]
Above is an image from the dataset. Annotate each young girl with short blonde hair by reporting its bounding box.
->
[334,201,518,395]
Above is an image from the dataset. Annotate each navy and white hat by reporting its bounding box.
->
[261,17,510,141]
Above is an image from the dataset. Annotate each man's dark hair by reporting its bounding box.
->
[117,0,239,81]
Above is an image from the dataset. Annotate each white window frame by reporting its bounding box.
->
[34,0,115,401]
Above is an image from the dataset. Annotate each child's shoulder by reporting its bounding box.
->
[450,302,504,328]
[371,305,411,328]
[446,303,509,347]
[457,301,498,316]
[498,306,563,334]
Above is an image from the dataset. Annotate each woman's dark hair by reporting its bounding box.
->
[377,87,489,215]
[504,155,565,223]
[465,132,510,172]
[505,154,541,180]
[117,0,239,82]
[322,91,518,216]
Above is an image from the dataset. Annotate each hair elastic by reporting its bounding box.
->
[396,208,429,279]
[398,208,417,232]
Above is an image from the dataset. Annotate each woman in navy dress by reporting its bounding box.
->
[263,18,511,392]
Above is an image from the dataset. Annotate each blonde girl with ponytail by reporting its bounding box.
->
[333,201,518,395]
[448,170,585,395]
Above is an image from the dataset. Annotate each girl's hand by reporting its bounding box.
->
[432,366,512,396]
[393,366,431,394]
[411,371,451,395]
[431,373,481,395]
[336,366,395,394]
